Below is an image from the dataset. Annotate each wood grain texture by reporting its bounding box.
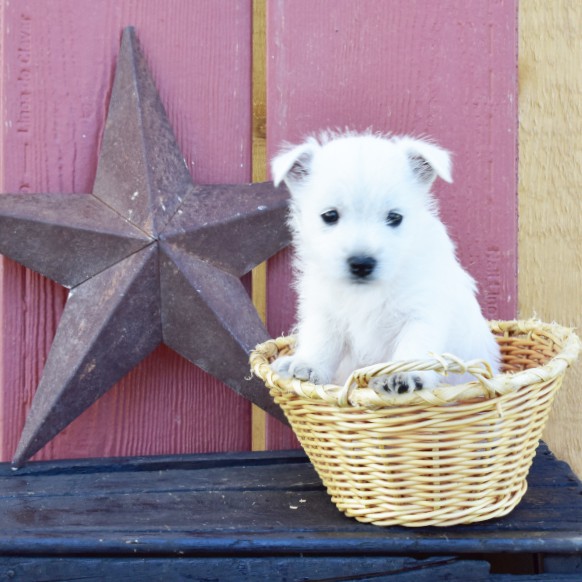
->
[0,557,493,581]
[0,444,580,564]
[264,0,518,448]
[519,2,582,477]
[251,0,268,452]
[1,1,521,460]
[0,0,254,461]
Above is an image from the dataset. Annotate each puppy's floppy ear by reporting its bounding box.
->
[271,138,319,188]
[397,137,453,185]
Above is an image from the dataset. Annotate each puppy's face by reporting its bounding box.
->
[272,133,452,285]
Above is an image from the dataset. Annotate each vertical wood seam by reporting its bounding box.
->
[251,0,268,451]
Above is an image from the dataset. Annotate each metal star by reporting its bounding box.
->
[0,27,290,466]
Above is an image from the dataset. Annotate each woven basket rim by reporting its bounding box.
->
[250,319,581,408]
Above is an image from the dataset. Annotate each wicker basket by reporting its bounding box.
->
[250,320,581,527]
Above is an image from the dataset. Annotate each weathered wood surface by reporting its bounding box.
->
[0,556,492,582]
[518,1,582,478]
[1,1,518,460]
[0,0,256,461]
[0,443,580,565]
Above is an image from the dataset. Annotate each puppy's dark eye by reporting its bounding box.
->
[386,211,403,227]
[321,209,340,224]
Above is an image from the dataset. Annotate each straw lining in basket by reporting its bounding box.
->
[250,320,581,527]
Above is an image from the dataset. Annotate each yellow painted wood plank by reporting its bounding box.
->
[251,0,268,452]
[519,1,582,477]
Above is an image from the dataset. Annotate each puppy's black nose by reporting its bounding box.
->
[348,255,377,279]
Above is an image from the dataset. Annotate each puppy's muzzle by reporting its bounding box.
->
[348,255,377,280]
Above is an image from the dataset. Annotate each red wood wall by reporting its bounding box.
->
[263,0,518,448]
[0,0,517,461]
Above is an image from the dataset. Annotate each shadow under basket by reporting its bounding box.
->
[250,320,581,527]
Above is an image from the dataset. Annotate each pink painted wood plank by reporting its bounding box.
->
[265,0,518,447]
[0,0,254,461]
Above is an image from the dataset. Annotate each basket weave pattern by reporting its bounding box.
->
[250,320,580,527]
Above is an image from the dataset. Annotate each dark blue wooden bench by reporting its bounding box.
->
[0,442,580,580]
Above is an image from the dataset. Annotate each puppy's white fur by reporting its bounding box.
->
[271,131,500,393]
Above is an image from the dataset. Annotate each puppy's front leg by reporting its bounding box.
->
[370,320,444,394]
[272,315,342,385]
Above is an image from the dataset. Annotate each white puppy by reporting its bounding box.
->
[270,131,500,393]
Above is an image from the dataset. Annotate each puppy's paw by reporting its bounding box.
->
[369,373,423,395]
[271,355,329,384]
[369,371,438,395]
